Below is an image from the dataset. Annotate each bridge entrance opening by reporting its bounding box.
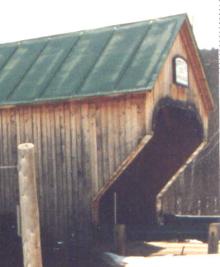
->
[99,103,203,226]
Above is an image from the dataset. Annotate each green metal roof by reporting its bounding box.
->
[0,14,186,106]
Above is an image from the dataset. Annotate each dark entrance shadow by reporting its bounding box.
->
[99,101,203,226]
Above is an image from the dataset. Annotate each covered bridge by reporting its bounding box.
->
[0,14,214,248]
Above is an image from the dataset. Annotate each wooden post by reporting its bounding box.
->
[113,192,117,225]
[114,224,126,255]
[208,223,220,254]
[16,204,21,237]
[18,143,43,267]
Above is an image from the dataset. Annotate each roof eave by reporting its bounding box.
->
[0,87,153,109]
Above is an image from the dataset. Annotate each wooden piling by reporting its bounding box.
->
[208,223,220,254]
[16,204,21,237]
[114,224,126,255]
[18,143,43,267]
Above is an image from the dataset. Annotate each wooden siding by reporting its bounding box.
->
[0,109,18,215]
[0,94,148,240]
[142,28,212,218]
[93,27,211,222]
[0,24,213,243]
[149,29,209,136]
[93,26,211,206]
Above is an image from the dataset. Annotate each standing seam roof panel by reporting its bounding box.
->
[42,28,113,98]
[0,40,47,100]
[8,34,80,101]
[80,22,151,94]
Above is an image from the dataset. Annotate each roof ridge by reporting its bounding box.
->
[111,13,187,29]
[0,14,187,47]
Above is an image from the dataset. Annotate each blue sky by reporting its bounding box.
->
[0,0,218,49]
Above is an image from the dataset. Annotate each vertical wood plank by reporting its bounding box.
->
[74,103,84,240]
[125,95,132,154]
[10,109,18,210]
[69,103,78,234]
[54,104,63,239]
[112,99,120,168]
[5,111,11,211]
[46,105,56,237]
[59,103,68,238]
[89,103,99,195]
[145,91,154,133]
[100,101,109,183]
[40,106,49,236]
[79,102,92,243]
[2,111,8,211]
[64,103,73,235]
[95,102,103,190]
[130,96,138,148]
[107,101,114,176]
[118,98,126,162]
[136,95,146,139]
